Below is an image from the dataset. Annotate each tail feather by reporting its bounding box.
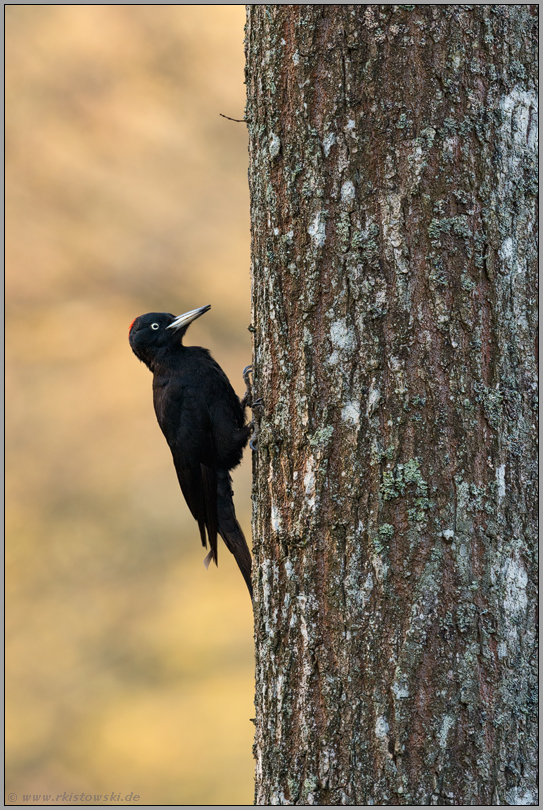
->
[216,469,253,598]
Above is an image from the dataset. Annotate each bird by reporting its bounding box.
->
[129,305,253,597]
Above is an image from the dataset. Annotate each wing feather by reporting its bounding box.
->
[155,380,219,557]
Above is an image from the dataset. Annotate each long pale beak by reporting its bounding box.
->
[167,304,211,331]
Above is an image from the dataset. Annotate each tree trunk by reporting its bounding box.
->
[246,5,537,806]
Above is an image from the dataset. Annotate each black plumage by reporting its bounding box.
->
[129,305,253,597]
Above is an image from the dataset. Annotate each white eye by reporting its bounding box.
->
[151,323,159,330]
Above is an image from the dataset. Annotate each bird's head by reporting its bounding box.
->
[128,305,211,367]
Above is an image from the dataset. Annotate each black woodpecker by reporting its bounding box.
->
[129,305,253,597]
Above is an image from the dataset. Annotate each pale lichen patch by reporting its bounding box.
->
[341,401,360,427]
[271,503,282,533]
[496,464,506,500]
[341,180,356,206]
[375,716,389,739]
[438,714,455,749]
[308,211,326,247]
[269,131,281,160]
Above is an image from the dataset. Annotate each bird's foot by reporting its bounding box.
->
[241,365,253,409]
[242,364,252,383]
[242,366,263,449]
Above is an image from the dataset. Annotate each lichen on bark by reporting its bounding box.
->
[246,5,537,806]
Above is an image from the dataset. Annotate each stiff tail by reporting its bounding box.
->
[216,469,253,598]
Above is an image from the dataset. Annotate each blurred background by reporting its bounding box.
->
[6,5,255,805]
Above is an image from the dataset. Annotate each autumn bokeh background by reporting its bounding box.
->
[6,6,255,805]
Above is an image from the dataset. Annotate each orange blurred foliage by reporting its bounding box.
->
[6,5,255,805]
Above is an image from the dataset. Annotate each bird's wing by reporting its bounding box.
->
[173,460,218,564]
[155,380,219,563]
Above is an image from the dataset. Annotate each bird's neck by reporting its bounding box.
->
[148,343,187,374]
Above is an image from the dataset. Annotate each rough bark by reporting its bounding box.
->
[246,5,537,806]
